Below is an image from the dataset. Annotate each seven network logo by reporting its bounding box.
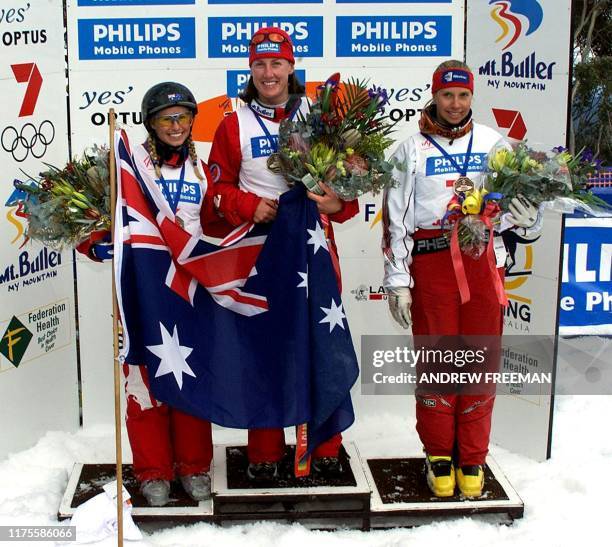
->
[489,0,543,50]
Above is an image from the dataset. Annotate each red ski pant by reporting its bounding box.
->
[123,364,213,482]
[248,429,342,463]
[410,230,504,466]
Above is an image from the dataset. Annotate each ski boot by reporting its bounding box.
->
[179,472,211,501]
[457,465,484,498]
[425,455,455,497]
[312,457,343,479]
[140,479,171,507]
[247,462,279,482]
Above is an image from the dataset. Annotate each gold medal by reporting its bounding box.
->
[176,216,185,229]
[267,153,283,173]
[453,176,475,195]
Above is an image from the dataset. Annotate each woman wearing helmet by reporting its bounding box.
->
[383,60,540,498]
[79,82,224,506]
[209,27,359,482]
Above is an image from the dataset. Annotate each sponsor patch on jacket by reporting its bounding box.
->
[251,135,278,158]
[425,153,487,176]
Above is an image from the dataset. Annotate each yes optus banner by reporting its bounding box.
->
[0,0,79,457]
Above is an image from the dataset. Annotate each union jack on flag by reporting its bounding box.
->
[114,130,358,456]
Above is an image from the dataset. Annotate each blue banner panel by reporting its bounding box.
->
[78,18,196,60]
[78,0,195,5]
[560,219,612,334]
[337,0,451,3]
[336,15,452,57]
[226,69,306,98]
[210,0,321,3]
[208,17,323,58]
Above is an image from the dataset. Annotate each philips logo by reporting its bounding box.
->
[77,0,194,5]
[78,18,195,60]
[208,17,322,58]
[425,153,487,176]
[251,136,278,158]
[337,16,451,57]
[255,42,281,54]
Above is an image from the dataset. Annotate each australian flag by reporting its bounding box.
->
[114,131,358,455]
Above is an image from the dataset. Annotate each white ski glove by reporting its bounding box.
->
[387,287,412,329]
[507,194,538,228]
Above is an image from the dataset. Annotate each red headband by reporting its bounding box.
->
[432,68,474,93]
[249,27,295,66]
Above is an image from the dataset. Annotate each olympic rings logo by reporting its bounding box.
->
[1,120,55,163]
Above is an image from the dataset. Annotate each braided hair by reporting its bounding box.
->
[187,137,204,181]
[146,133,204,182]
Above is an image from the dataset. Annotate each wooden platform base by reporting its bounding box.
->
[364,455,524,528]
[212,443,370,529]
[58,444,523,530]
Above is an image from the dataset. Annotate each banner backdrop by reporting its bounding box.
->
[0,0,79,458]
[560,216,612,335]
[67,0,466,425]
[467,0,572,461]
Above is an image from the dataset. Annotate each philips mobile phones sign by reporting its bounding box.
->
[208,18,323,58]
[78,18,196,60]
[336,15,452,57]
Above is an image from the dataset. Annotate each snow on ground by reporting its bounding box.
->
[0,394,610,546]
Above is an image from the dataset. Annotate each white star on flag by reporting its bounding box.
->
[147,323,196,389]
[307,222,328,255]
[320,299,346,332]
[297,268,308,298]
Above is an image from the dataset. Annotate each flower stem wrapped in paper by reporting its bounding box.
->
[486,142,610,220]
[14,146,110,249]
[268,73,401,199]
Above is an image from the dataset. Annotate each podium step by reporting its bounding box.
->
[363,455,524,528]
[58,463,214,526]
[212,443,371,529]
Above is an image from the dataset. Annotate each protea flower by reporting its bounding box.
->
[344,154,368,176]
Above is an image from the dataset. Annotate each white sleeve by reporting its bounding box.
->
[382,138,417,289]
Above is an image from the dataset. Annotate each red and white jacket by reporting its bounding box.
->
[208,98,359,274]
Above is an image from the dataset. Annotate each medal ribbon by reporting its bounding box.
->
[158,163,186,215]
[422,130,474,177]
[450,200,508,306]
[250,101,301,154]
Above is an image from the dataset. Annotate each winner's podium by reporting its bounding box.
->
[59,443,523,530]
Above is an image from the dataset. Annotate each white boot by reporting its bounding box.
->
[180,473,211,501]
[140,479,170,507]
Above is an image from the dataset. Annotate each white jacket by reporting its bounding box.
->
[382,123,506,289]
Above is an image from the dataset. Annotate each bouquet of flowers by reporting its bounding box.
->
[15,146,110,249]
[268,73,400,199]
[486,143,608,212]
[444,143,609,259]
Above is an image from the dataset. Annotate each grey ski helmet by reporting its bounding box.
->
[141,82,198,130]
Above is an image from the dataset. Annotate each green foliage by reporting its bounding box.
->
[572,0,611,162]
[15,147,111,249]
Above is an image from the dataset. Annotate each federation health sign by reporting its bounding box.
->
[560,217,612,335]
